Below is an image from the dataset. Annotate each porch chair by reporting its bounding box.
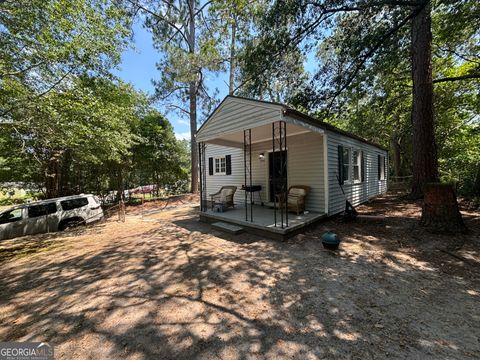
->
[275,185,311,215]
[209,186,237,210]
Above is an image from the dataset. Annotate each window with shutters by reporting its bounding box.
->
[352,150,362,182]
[214,156,226,175]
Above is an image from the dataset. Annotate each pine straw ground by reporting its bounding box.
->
[0,192,478,359]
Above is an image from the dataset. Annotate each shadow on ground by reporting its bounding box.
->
[0,193,479,359]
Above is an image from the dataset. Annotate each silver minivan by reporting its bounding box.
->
[0,194,104,240]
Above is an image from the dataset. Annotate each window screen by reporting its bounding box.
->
[61,197,89,211]
[28,203,57,218]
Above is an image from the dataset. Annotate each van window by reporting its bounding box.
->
[28,203,57,218]
[61,197,89,211]
[0,208,23,224]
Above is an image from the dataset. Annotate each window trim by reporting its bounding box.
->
[352,149,362,183]
[214,156,227,175]
[342,147,351,183]
[379,154,386,181]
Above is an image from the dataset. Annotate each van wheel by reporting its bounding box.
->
[58,218,85,231]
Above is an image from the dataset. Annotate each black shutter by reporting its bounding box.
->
[208,157,213,175]
[225,155,232,175]
[377,155,381,180]
[361,151,365,182]
[338,145,344,185]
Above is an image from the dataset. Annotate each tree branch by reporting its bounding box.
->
[127,0,191,51]
[167,104,190,115]
[325,2,429,111]
[0,65,77,118]
[194,0,213,17]
[0,61,46,78]
[434,45,480,65]
[433,72,480,84]
[157,86,189,101]
[308,0,423,7]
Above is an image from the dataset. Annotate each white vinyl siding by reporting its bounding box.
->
[326,130,388,216]
[204,132,326,213]
[197,98,283,142]
[199,96,387,218]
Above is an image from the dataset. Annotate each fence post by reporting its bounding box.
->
[118,199,125,222]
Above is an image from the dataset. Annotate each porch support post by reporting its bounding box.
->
[198,142,202,211]
[272,123,277,227]
[243,129,253,222]
[198,142,206,211]
[249,131,253,222]
[272,121,288,228]
[283,121,288,227]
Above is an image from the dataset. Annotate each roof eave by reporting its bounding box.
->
[284,108,388,152]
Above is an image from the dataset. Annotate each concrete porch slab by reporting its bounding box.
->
[200,204,326,240]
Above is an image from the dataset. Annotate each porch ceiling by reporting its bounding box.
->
[201,122,320,148]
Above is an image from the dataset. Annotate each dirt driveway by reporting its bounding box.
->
[0,194,479,359]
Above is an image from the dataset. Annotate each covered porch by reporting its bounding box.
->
[200,204,327,240]
[196,96,328,239]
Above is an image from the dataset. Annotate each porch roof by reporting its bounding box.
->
[196,96,324,147]
[196,95,387,151]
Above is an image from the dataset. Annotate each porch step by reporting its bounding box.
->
[211,222,244,235]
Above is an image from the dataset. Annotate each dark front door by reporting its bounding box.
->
[269,150,287,202]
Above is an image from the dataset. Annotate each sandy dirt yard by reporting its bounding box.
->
[0,193,479,359]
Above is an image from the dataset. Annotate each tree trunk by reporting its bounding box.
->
[116,165,124,202]
[390,136,402,179]
[421,183,467,233]
[229,18,236,95]
[45,150,63,198]
[474,162,480,196]
[410,1,438,198]
[188,0,199,193]
[59,149,72,196]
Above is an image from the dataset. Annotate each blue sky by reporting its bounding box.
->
[114,20,319,141]
[113,21,230,141]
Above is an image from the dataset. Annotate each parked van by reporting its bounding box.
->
[0,194,103,241]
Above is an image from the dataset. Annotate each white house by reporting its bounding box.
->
[196,96,388,239]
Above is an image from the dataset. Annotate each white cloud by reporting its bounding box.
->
[175,131,190,141]
[177,119,189,126]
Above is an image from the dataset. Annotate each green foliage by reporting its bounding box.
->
[239,0,480,195]
[0,0,132,117]
[130,111,189,189]
[138,0,223,120]
[0,0,191,199]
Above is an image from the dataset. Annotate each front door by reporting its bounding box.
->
[269,150,287,202]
